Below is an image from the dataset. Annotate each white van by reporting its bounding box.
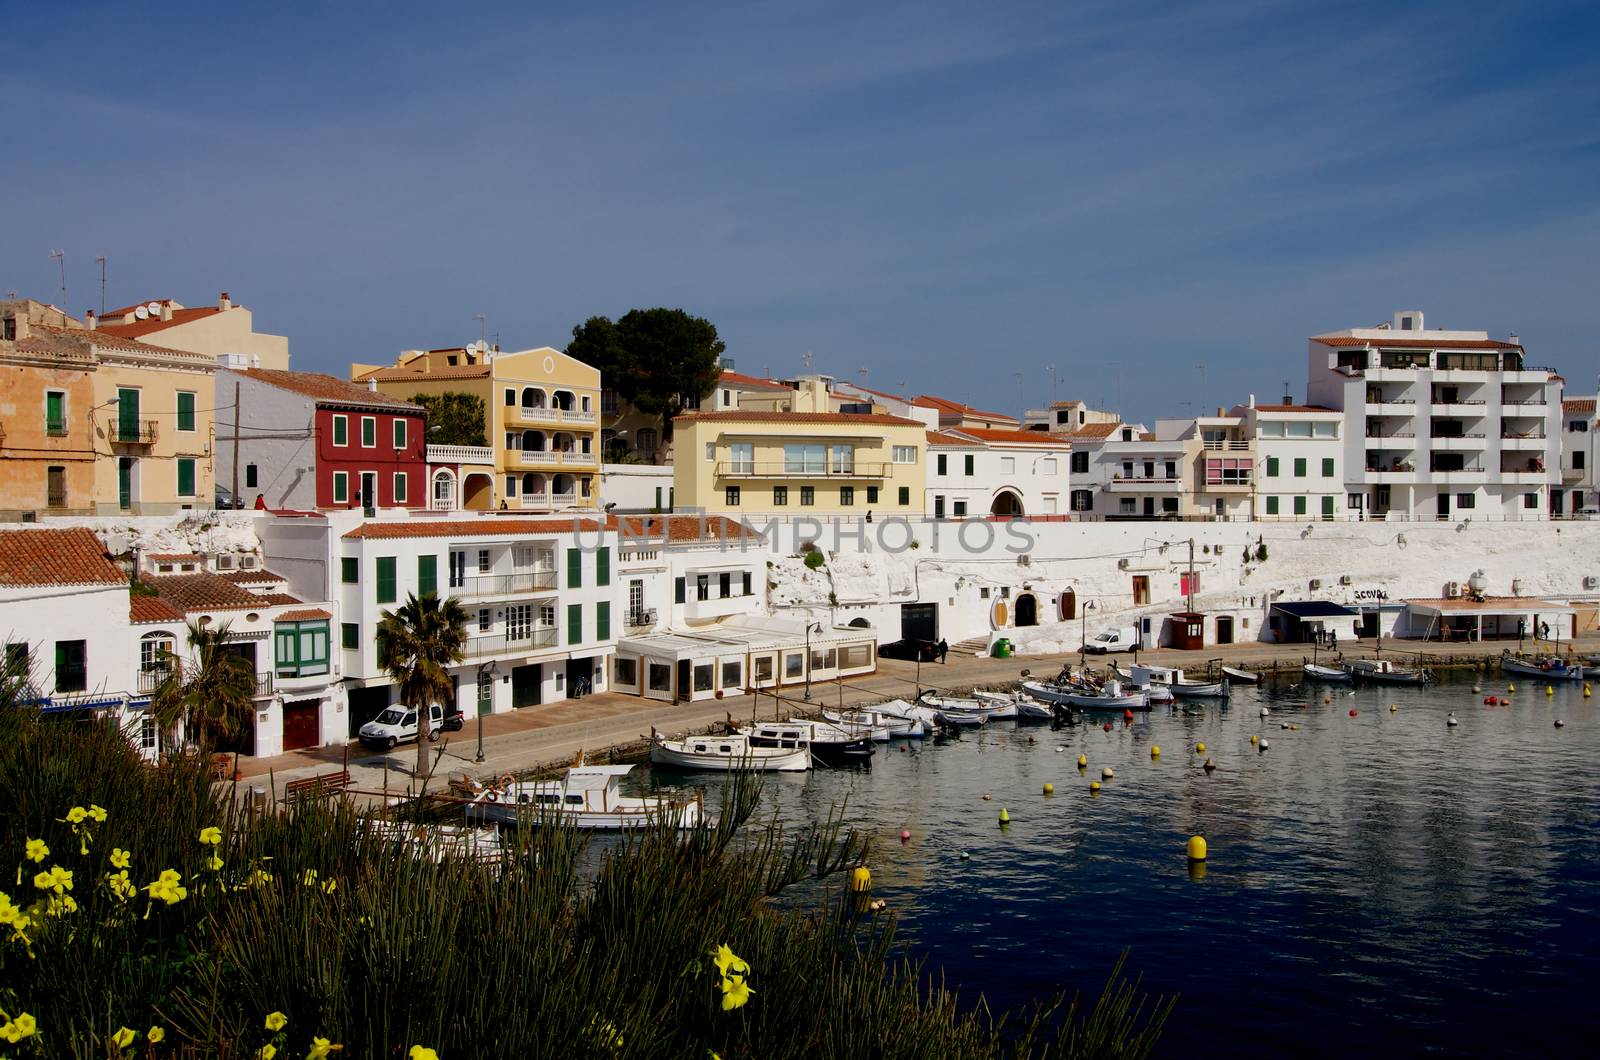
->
[358,703,463,750]
[1083,626,1139,654]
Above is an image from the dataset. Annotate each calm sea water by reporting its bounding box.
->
[645,673,1600,1057]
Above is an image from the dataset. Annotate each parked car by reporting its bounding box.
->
[878,638,940,662]
[357,704,464,750]
[215,485,245,510]
[1083,626,1140,654]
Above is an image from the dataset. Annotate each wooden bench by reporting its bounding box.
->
[283,769,352,804]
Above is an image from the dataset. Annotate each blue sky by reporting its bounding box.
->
[3,0,1597,420]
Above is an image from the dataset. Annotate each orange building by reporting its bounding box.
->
[0,301,98,516]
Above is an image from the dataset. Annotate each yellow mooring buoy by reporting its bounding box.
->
[1187,835,1208,862]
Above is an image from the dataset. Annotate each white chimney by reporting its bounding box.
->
[1248,394,1256,408]
[368,378,378,392]
[159,302,173,322]
[1508,333,1520,346]
[85,309,96,330]
[219,292,232,311]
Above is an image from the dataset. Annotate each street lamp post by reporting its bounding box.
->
[475,660,497,763]
[1080,600,1097,668]
[804,621,822,701]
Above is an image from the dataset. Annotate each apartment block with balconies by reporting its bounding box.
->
[1306,311,1563,520]
[1560,397,1598,515]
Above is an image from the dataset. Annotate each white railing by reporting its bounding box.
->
[551,492,577,507]
[450,570,558,598]
[465,627,558,657]
[426,444,495,464]
[558,451,596,466]
[509,406,597,425]
[1201,440,1252,451]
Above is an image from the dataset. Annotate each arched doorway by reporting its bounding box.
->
[991,489,1025,517]
[462,473,493,511]
[1015,593,1039,627]
[1059,588,1076,621]
[431,469,456,511]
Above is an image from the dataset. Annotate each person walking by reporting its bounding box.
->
[938,638,949,664]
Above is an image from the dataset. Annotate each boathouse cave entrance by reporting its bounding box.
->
[991,489,1025,517]
[1014,593,1039,627]
[1059,588,1076,621]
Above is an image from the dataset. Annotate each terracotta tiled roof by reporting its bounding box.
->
[130,595,186,623]
[607,515,765,544]
[1062,422,1122,440]
[674,411,924,427]
[145,553,203,563]
[142,573,302,612]
[355,364,492,382]
[276,607,332,621]
[926,431,980,447]
[0,528,126,587]
[102,300,176,318]
[95,306,222,339]
[952,427,1072,447]
[719,369,788,391]
[1310,334,1521,350]
[232,369,422,410]
[219,569,285,585]
[30,323,203,359]
[912,395,1019,423]
[341,518,603,540]
[1562,399,1595,414]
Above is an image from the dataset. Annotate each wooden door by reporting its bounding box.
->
[282,700,319,751]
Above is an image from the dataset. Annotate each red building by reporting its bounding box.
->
[217,369,427,510]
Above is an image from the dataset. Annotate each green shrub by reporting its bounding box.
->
[803,550,825,570]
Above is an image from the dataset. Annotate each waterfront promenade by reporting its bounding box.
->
[234,632,1600,801]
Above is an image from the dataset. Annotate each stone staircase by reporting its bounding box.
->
[951,635,991,657]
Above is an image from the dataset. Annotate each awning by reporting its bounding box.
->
[1271,601,1359,619]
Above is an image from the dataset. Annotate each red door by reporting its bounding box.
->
[282,700,319,751]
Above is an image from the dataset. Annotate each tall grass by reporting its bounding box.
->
[0,705,1172,1058]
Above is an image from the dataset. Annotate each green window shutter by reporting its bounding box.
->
[597,602,610,641]
[177,459,195,497]
[567,603,582,645]
[340,558,358,583]
[177,392,195,432]
[394,418,407,449]
[45,392,65,435]
[1293,458,1306,478]
[567,549,582,589]
[117,388,139,441]
[362,417,376,446]
[1322,457,1335,478]
[418,554,437,597]
[341,623,359,650]
[1266,496,1279,516]
[333,416,347,446]
[1266,457,1279,477]
[376,557,397,604]
[897,486,909,505]
[937,454,946,475]
[1293,495,1307,516]
[1321,495,1335,517]
[596,547,610,587]
[275,627,296,669]
[964,455,974,475]
[675,577,686,604]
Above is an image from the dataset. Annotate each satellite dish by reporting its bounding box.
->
[134,306,149,320]
[146,302,161,314]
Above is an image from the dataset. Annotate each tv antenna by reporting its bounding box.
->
[49,250,66,310]
[1046,363,1057,403]
[95,256,107,314]
[474,312,487,345]
[858,366,869,388]
[801,350,814,371]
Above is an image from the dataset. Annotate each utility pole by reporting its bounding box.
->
[96,256,107,315]
[49,250,66,310]
[231,382,241,506]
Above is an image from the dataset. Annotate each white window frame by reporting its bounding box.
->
[361,416,377,448]
[393,418,407,450]
[332,471,349,504]
[332,414,348,447]
[892,445,916,464]
[393,472,408,504]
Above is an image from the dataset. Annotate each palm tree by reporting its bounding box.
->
[151,621,257,751]
[376,592,469,780]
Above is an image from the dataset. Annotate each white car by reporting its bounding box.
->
[358,703,463,750]
[1083,626,1140,654]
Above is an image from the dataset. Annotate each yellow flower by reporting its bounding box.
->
[111,1026,137,1048]
[107,870,137,902]
[710,1053,722,1060]
[320,878,337,895]
[65,806,89,824]
[88,804,108,823]
[710,943,749,979]
[198,826,223,846]
[587,1016,624,1051]
[147,1025,165,1043]
[110,848,131,869]
[145,869,188,906]
[248,868,274,888]
[720,975,754,1011]
[264,1011,289,1032]
[306,1036,343,1058]
[257,1046,277,1060]
[34,865,73,895]
[301,869,319,886]
[24,838,48,863]
[0,1013,36,1043]
[408,1047,439,1060]
[207,854,225,873]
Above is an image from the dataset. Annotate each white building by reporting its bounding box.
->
[258,511,619,729]
[927,428,1073,518]
[1231,400,1346,521]
[1022,399,1120,435]
[1561,397,1597,515]
[1306,311,1562,521]
[1070,422,1189,520]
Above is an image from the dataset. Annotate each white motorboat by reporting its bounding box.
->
[466,764,706,829]
[918,690,1010,721]
[1302,663,1352,683]
[1022,679,1151,711]
[1347,659,1432,685]
[1500,654,1584,681]
[975,690,1053,720]
[821,708,926,739]
[1221,666,1262,684]
[744,719,874,766]
[649,730,811,772]
[1128,664,1229,699]
[873,700,947,732]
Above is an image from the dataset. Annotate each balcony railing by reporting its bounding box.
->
[450,569,558,599]
[1501,430,1547,440]
[1201,440,1252,451]
[253,673,275,697]
[1365,396,1416,405]
[512,449,596,467]
[716,461,891,479]
[1365,431,1415,439]
[136,668,172,692]
[465,627,558,657]
[108,418,158,445]
[1429,431,1486,439]
[1105,477,1181,492]
[426,443,495,464]
[509,405,597,425]
[627,607,658,627]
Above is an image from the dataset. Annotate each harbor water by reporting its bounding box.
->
[646,673,1600,1057]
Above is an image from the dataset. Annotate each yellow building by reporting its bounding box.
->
[672,407,928,517]
[355,342,601,511]
[1,301,216,515]
[93,293,291,370]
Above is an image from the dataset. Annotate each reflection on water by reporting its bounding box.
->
[643,674,1600,1057]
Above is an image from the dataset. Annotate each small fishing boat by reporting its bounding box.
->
[1347,659,1432,686]
[1302,663,1352,683]
[872,700,948,733]
[744,720,874,767]
[828,706,929,738]
[1220,666,1261,684]
[975,689,1053,720]
[1128,664,1228,699]
[1021,679,1151,711]
[649,730,811,772]
[1500,654,1585,681]
[918,690,1011,721]
[463,765,706,830]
